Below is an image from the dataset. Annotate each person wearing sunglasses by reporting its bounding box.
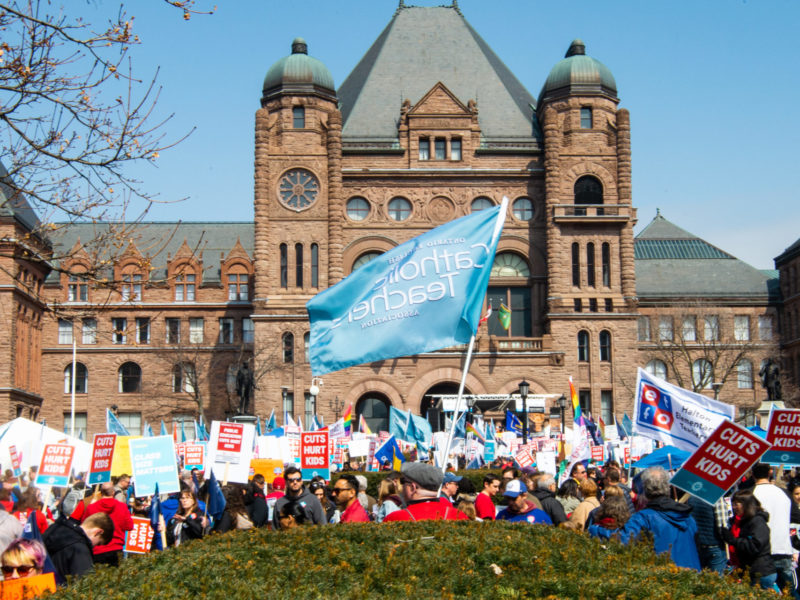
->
[271,466,326,529]
[332,475,370,523]
[383,463,468,522]
[1,538,45,580]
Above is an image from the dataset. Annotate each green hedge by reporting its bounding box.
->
[48,521,775,599]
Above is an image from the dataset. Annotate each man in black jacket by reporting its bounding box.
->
[245,474,269,527]
[271,466,326,529]
[43,512,113,584]
[532,474,567,525]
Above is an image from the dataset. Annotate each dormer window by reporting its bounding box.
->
[293,106,305,128]
[175,272,196,302]
[121,272,142,301]
[68,274,88,302]
[434,138,446,160]
[450,138,462,160]
[228,270,249,301]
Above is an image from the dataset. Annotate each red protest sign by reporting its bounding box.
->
[766,409,800,452]
[124,517,154,554]
[35,444,75,486]
[301,431,329,471]
[591,445,605,462]
[88,434,116,484]
[217,423,244,453]
[184,443,204,468]
[9,445,20,475]
[515,447,534,468]
[681,420,770,491]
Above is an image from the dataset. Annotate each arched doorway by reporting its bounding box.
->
[420,382,472,433]
[355,393,391,433]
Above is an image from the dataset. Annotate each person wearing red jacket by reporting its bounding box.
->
[83,482,133,566]
[384,463,468,522]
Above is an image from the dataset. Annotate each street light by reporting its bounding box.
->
[557,394,567,434]
[518,380,530,444]
[711,381,722,401]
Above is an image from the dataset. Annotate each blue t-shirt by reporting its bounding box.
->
[496,505,552,525]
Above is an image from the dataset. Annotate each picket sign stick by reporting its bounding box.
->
[158,514,167,549]
[223,462,230,487]
[678,492,690,503]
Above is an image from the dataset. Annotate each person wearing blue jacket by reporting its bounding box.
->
[588,466,700,571]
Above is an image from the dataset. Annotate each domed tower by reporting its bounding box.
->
[252,38,341,417]
[538,40,637,421]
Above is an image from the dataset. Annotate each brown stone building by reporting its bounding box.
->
[776,238,800,404]
[2,4,788,436]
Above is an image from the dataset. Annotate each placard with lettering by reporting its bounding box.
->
[9,445,21,477]
[671,420,770,505]
[590,444,605,463]
[128,436,180,496]
[124,517,154,554]
[207,421,256,484]
[35,444,75,487]
[214,422,244,464]
[184,443,205,470]
[515,447,534,469]
[301,431,330,479]
[763,409,800,465]
[88,433,117,485]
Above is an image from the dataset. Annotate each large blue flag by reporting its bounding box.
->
[207,471,226,522]
[307,199,507,375]
[505,410,522,435]
[106,408,130,436]
[389,406,432,447]
[374,436,405,469]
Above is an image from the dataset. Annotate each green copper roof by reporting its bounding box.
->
[262,38,335,100]
[539,40,617,105]
[635,239,733,260]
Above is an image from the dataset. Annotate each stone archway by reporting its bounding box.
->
[419,381,473,433]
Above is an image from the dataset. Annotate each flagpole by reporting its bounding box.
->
[70,339,76,437]
[439,333,476,475]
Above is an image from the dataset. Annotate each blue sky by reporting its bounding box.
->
[100,0,799,269]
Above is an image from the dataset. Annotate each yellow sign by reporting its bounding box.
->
[111,436,142,477]
[249,459,284,483]
[0,572,56,599]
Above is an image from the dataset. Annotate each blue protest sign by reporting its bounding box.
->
[484,440,495,462]
[129,436,180,496]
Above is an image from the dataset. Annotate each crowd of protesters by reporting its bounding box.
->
[1,459,800,596]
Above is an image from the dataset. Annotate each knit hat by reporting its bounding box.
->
[272,476,286,491]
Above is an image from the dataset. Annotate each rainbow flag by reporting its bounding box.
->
[598,415,606,440]
[465,422,486,444]
[359,413,372,435]
[569,376,581,421]
[343,404,353,437]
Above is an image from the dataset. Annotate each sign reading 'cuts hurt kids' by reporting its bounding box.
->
[88,433,117,485]
[301,431,330,479]
[35,444,75,487]
[124,517,155,554]
[763,409,800,466]
[670,420,770,505]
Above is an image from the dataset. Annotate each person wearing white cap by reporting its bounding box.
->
[496,480,552,525]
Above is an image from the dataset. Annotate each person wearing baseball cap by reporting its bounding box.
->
[440,472,463,504]
[383,463,468,522]
[496,479,552,525]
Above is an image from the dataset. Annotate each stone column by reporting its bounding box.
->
[543,105,564,311]
[253,108,271,305]
[616,108,636,304]
[326,109,344,285]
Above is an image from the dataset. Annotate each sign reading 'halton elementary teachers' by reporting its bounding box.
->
[763,409,800,466]
[671,420,770,505]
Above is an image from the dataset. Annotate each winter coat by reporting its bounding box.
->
[569,496,601,530]
[42,515,95,584]
[383,497,469,522]
[271,487,327,529]
[588,495,701,571]
[532,488,567,525]
[721,510,775,580]
[557,495,580,516]
[83,497,134,553]
[166,510,204,547]
[244,486,269,527]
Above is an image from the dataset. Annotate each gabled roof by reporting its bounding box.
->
[635,212,777,300]
[337,5,539,145]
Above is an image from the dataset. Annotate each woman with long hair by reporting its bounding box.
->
[720,491,778,591]
[373,478,402,523]
[556,479,581,519]
[591,493,630,530]
[214,485,254,533]
[166,490,204,547]
[308,481,335,524]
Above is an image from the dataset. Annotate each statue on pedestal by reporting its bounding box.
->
[759,358,782,401]
[236,363,255,415]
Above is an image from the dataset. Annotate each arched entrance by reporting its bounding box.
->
[355,392,391,433]
[420,382,472,433]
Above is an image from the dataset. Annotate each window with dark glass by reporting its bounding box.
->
[599,330,611,361]
[602,243,610,287]
[574,176,603,215]
[587,243,595,287]
[572,243,580,287]
[166,318,180,344]
[434,138,446,160]
[136,317,150,344]
[579,390,591,416]
[600,391,613,424]
[219,318,233,344]
[450,138,462,160]
[242,318,254,344]
[112,318,127,344]
[580,107,592,129]
[295,243,303,287]
[486,286,531,337]
[418,138,430,161]
[280,244,288,289]
[311,244,319,287]
[118,362,141,393]
[64,363,87,394]
[282,332,294,363]
[292,106,305,128]
[574,298,582,312]
[604,298,613,312]
[578,330,589,361]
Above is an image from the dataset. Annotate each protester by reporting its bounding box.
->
[570,463,588,484]
[532,474,567,526]
[309,481,335,523]
[568,478,600,531]
[214,485,254,533]
[0,501,23,554]
[440,472,462,504]
[373,478,402,523]
[166,490,204,547]
[474,474,500,521]
[383,463,468,522]
[354,476,377,513]
[113,474,131,504]
[277,501,308,529]
[457,500,479,521]
[12,488,48,533]
[751,463,794,594]
[556,479,581,516]
[43,512,113,583]
[244,474,269,527]
[688,494,728,575]
[496,480,552,525]
[1,538,46,580]
[720,491,779,591]
[589,493,629,530]
[272,467,326,529]
[604,468,635,514]
[333,474,370,523]
[82,481,134,566]
[588,466,700,571]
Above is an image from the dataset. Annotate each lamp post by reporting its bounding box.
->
[712,381,722,401]
[518,380,530,444]
[330,395,344,421]
[557,394,567,435]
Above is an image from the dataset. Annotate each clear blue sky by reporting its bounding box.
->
[96,0,799,269]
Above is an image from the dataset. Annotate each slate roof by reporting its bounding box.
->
[635,213,777,300]
[0,162,42,232]
[337,5,539,146]
[47,222,254,284]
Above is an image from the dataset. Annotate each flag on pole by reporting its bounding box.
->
[255,417,262,437]
[106,408,130,436]
[374,436,405,470]
[343,404,353,437]
[505,410,522,435]
[160,421,168,436]
[498,303,511,330]
[465,421,486,445]
[144,422,154,437]
[265,409,276,432]
[306,199,508,376]
[568,376,581,421]
[284,412,296,428]
[598,416,606,440]
[180,420,187,443]
[479,307,492,326]
[359,413,372,435]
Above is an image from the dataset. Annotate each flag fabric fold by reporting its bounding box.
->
[505,410,522,435]
[568,376,581,421]
[374,436,405,470]
[265,410,276,432]
[498,303,511,330]
[106,408,130,436]
[343,404,352,437]
[359,413,372,435]
[307,199,507,376]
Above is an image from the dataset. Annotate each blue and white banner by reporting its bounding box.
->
[633,368,735,452]
[307,198,507,375]
[106,408,130,436]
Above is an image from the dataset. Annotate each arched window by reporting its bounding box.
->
[311,244,319,288]
[646,359,667,380]
[490,253,530,277]
[295,243,303,287]
[387,197,412,221]
[121,268,143,302]
[574,176,603,206]
[279,244,288,289]
[356,394,391,434]
[577,331,589,362]
[172,363,196,394]
[227,266,249,301]
[737,360,753,389]
[512,197,534,221]
[64,363,88,394]
[599,330,611,361]
[487,253,531,337]
[601,243,611,287]
[118,362,141,393]
[471,197,494,212]
[572,243,580,286]
[692,359,713,390]
[352,251,382,273]
[586,243,595,287]
[282,332,294,363]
